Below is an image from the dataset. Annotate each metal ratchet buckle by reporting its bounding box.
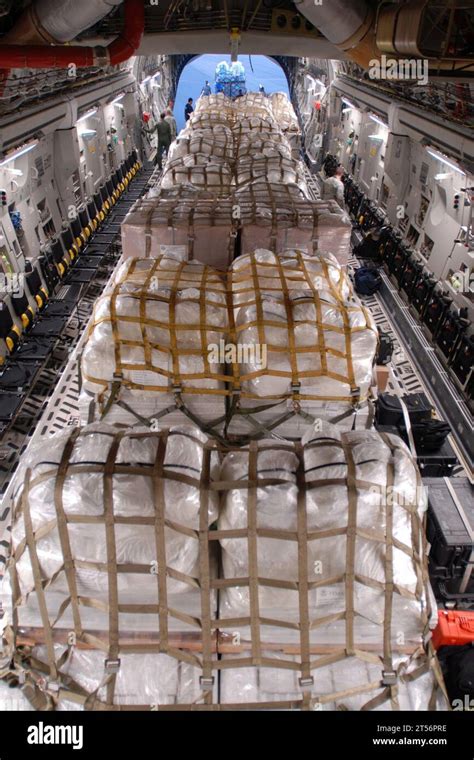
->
[382,670,397,686]
[299,676,314,690]
[199,676,214,690]
[104,658,121,674]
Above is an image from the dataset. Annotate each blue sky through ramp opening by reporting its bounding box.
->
[173,54,289,130]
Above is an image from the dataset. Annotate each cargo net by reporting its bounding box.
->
[79,250,377,439]
[1,424,447,711]
[158,92,305,199]
[233,182,350,261]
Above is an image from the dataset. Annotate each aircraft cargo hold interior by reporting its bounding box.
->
[0,0,472,737]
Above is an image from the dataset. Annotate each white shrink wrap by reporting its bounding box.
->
[80,257,229,427]
[235,156,309,196]
[5,423,219,636]
[235,183,351,264]
[121,193,236,269]
[168,128,235,163]
[218,425,437,647]
[161,154,233,196]
[32,646,214,710]
[228,249,377,436]
[220,651,447,710]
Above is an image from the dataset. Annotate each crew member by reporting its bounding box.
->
[321,165,345,206]
[165,108,177,141]
[202,80,212,96]
[184,97,194,121]
[145,112,171,170]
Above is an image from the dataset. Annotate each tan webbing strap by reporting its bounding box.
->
[168,260,187,388]
[139,259,157,371]
[247,441,262,665]
[145,203,154,259]
[295,442,312,702]
[381,439,398,709]
[342,435,357,656]
[199,442,214,703]
[103,432,124,707]
[249,254,266,372]
[152,433,169,654]
[22,469,58,681]
[274,255,299,396]
[298,252,328,377]
[53,427,83,638]
[188,205,195,260]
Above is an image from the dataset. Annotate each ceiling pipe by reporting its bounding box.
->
[0,0,144,69]
[296,0,380,68]
[2,0,124,45]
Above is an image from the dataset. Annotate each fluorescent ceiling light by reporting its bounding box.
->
[368,134,385,140]
[111,94,125,105]
[141,76,152,85]
[77,108,97,123]
[152,72,160,79]
[341,97,356,109]
[369,114,388,128]
[3,167,23,176]
[434,172,452,181]
[0,140,38,166]
[426,148,465,174]
[79,129,97,138]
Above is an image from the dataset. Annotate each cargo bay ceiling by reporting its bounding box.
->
[0,0,472,121]
[0,0,472,68]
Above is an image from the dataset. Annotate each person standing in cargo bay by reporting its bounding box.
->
[321,165,345,206]
[165,108,177,141]
[144,112,172,170]
[185,97,194,122]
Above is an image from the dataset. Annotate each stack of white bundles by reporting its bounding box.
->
[235,155,309,196]
[121,192,236,268]
[236,132,293,161]
[161,154,233,196]
[234,183,351,260]
[269,92,301,156]
[168,128,235,164]
[195,92,231,112]
[79,257,229,428]
[232,115,281,139]
[270,92,299,131]
[220,652,447,710]
[218,424,438,648]
[32,647,215,710]
[4,423,219,638]
[187,110,235,131]
[228,249,377,436]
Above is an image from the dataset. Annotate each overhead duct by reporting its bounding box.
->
[0,0,144,68]
[3,0,124,45]
[296,0,380,68]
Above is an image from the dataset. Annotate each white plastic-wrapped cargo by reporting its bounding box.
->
[227,249,377,436]
[234,182,351,264]
[161,154,233,196]
[79,257,229,428]
[236,133,293,161]
[121,192,236,269]
[269,92,301,157]
[4,423,218,634]
[168,129,235,163]
[218,425,436,646]
[235,155,309,196]
[33,647,214,710]
[220,652,447,710]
